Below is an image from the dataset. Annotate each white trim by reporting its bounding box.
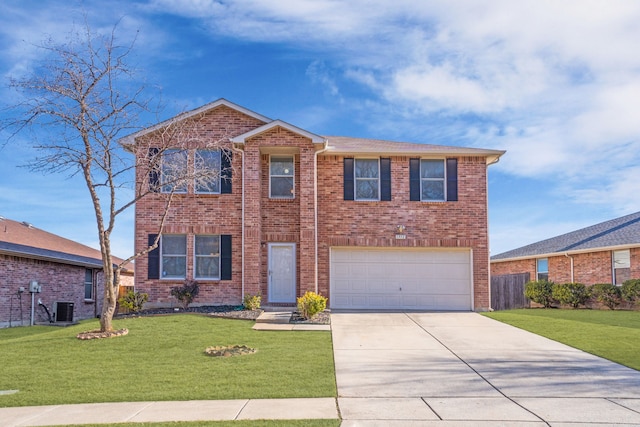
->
[492,243,640,264]
[269,154,295,199]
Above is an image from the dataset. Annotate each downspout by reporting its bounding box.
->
[314,140,330,294]
[485,155,501,311]
[565,253,574,283]
[231,142,246,299]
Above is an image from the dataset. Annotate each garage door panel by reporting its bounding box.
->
[331,247,472,311]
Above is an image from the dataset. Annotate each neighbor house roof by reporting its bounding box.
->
[324,136,505,165]
[0,217,131,271]
[491,211,640,262]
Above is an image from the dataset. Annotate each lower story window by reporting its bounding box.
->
[613,249,631,285]
[195,235,220,279]
[536,258,548,281]
[84,269,94,300]
[161,234,187,279]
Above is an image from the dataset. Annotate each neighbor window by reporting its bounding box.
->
[536,258,549,281]
[613,249,631,285]
[355,159,379,200]
[270,156,295,198]
[84,269,94,300]
[195,235,221,279]
[420,159,445,201]
[194,149,221,194]
[161,234,187,279]
[161,149,188,193]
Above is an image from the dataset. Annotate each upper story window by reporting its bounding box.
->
[355,159,380,201]
[420,159,445,201]
[195,235,221,279]
[195,149,221,194]
[161,234,187,279]
[343,158,391,201]
[536,258,549,281]
[84,269,94,300]
[270,156,294,198]
[410,158,458,202]
[161,149,188,194]
[613,249,631,285]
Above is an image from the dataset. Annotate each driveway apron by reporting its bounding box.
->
[332,312,640,426]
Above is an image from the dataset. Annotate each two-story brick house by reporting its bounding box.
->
[123,99,504,311]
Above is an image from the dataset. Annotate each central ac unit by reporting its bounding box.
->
[54,302,74,322]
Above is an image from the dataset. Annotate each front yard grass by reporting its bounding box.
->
[0,315,336,407]
[484,309,640,370]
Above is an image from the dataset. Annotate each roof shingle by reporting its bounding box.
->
[491,211,640,261]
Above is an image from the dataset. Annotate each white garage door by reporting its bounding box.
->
[330,247,472,311]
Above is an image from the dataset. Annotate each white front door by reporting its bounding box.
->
[268,243,296,303]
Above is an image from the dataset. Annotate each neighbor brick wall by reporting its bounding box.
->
[317,155,492,311]
[0,253,104,327]
[491,247,640,285]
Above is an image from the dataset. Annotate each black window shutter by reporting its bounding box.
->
[221,149,233,194]
[220,235,232,280]
[148,234,160,279]
[343,158,354,201]
[446,158,458,201]
[148,148,160,192]
[380,158,391,201]
[409,158,420,201]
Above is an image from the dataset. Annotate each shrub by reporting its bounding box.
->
[118,290,149,312]
[170,279,200,309]
[243,294,261,310]
[524,280,555,308]
[621,279,640,305]
[590,283,621,310]
[297,291,327,320]
[552,282,590,308]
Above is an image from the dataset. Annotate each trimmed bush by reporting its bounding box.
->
[621,279,640,305]
[118,290,149,312]
[552,282,590,308]
[170,279,200,309]
[524,280,555,308]
[590,283,621,310]
[243,294,261,310]
[297,291,327,320]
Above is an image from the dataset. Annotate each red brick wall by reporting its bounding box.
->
[317,155,492,311]
[491,247,640,285]
[0,254,104,327]
[133,104,495,310]
[133,105,258,307]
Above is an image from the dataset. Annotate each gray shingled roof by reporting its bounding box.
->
[491,211,640,261]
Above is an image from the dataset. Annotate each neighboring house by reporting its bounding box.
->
[0,217,133,327]
[491,211,640,286]
[122,99,504,311]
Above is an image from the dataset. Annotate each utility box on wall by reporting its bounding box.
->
[54,302,74,322]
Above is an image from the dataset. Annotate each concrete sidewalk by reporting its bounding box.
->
[0,398,339,426]
[333,312,640,426]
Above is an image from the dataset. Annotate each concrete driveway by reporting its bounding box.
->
[332,312,640,426]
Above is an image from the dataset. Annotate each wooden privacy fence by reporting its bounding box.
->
[491,273,531,311]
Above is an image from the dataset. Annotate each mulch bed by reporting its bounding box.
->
[117,305,331,324]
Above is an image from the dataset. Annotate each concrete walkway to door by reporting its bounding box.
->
[332,312,640,426]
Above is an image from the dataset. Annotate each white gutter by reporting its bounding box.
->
[314,140,330,293]
[231,142,246,299]
[491,243,640,264]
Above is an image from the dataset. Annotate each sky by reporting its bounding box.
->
[1,0,640,259]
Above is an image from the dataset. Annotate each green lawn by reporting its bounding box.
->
[484,309,640,370]
[0,315,336,407]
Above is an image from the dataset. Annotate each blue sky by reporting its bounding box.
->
[1,0,640,258]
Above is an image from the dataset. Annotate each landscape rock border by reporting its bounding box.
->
[76,328,129,340]
[205,345,257,357]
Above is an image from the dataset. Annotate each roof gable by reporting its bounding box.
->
[230,120,326,144]
[491,211,640,261]
[120,98,272,147]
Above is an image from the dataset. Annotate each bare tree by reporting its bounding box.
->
[2,22,229,333]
